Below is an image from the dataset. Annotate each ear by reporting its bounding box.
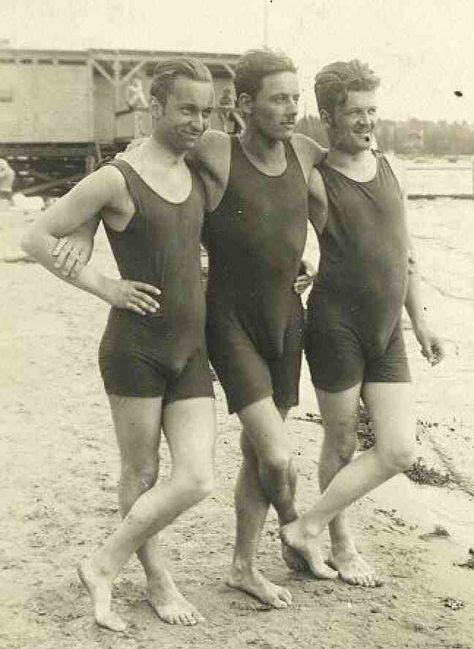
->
[150,96,164,120]
[237,93,253,118]
[320,108,333,129]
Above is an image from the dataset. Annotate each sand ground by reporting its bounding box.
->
[1,199,473,649]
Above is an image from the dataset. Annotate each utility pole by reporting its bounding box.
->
[263,0,269,47]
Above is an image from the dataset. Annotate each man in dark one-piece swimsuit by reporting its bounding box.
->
[56,49,336,608]
[22,58,217,631]
[281,59,445,587]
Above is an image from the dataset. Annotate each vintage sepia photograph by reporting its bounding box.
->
[1,1,473,648]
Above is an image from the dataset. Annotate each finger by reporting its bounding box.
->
[133,297,158,313]
[61,252,81,277]
[52,237,68,257]
[53,241,72,268]
[132,282,161,296]
[126,302,147,316]
[132,290,160,311]
[69,259,86,280]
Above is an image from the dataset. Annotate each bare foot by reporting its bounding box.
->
[280,521,337,580]
[147,573,205,626]
[328,547,383,588]
[77,561,126,632]
[226,566,292,609]
[281,540,308,572]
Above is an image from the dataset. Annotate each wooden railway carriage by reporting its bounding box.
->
[0,48,239,196]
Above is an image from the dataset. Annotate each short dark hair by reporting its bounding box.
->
[314,60,380,117]
[150,57,212,106]
[234,48,297,99]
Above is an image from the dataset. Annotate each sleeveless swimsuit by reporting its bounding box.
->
[203,137,307,413]
[305,152,411,392]
[98,159,214,401]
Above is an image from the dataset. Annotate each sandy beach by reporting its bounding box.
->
[1,198,473,649]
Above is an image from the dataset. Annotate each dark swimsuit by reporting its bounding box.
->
[203,137,308,413]
[98,159,214,401]
[305,152,411,392]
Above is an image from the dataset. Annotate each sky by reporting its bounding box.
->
[1,0,474,122]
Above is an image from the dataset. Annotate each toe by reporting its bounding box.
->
[278,588,293,605]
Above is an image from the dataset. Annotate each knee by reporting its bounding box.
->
[328,433,357,465]
[259,448,292,482]
[378,440,417,474]
[173,469,214,505]
[121,464,158,494]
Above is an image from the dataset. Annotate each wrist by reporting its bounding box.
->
[77,266,112,303]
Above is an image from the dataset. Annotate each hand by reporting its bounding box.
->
[415,327,446,366]
[293,259,316,295]
[104,278,161,316]
[52,236,91,279]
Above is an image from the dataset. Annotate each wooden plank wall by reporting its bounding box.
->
[0,61,90,143]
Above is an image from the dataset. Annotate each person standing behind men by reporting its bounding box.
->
[282,60,445,587]
[22,58,217,631]
[54,49,336,608]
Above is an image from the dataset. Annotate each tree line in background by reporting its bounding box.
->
[295,116,474,157]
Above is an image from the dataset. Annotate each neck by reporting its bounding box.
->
[326,146,371,168]
[239,123,286,164]
[143,128,187,166]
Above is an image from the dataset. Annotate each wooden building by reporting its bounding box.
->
[0,48,239,195]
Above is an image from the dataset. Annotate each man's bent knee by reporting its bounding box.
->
[378,442,417,474]
[172,471,214,505]
[120,465,158,494]
[259,449,292,478]
[328,434,357,464]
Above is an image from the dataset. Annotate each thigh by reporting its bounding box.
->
[207,309,273,414]
[365,323,411,384]
[161,397,216,479]
[99,314,167,398]
[305,315,365,393]
[108,395,163,471]
[362,382,415,456]
[268,309,303,411]
[316,384,362,442]
[164,348,214,406]
[238,397,291,462]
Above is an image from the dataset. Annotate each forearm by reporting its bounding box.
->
[22,230,111,303]
[404,258,428,331]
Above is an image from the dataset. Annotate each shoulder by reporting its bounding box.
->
[291,133,327,181]
[69,164,127,201]
[381,152,406,192]
[308,167,328,234]
[195,129,231,160]
[192,129,231,185]
[291,133,327,163]
[308,167,328,202]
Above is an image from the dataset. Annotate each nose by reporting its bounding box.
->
[191,113,204,132]
[287,98,298,114]
[358,110,372,125]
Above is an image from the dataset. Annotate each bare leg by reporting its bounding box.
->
[281,383,416,580]
[227,413,293,608]
[227,398,334,607]
[315,386,381,586]
[79,396,216,631]
[111,396,207,625]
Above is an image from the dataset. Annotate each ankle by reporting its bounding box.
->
[231,558,256,577]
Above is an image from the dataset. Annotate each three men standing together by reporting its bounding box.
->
[23,48,444,630]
